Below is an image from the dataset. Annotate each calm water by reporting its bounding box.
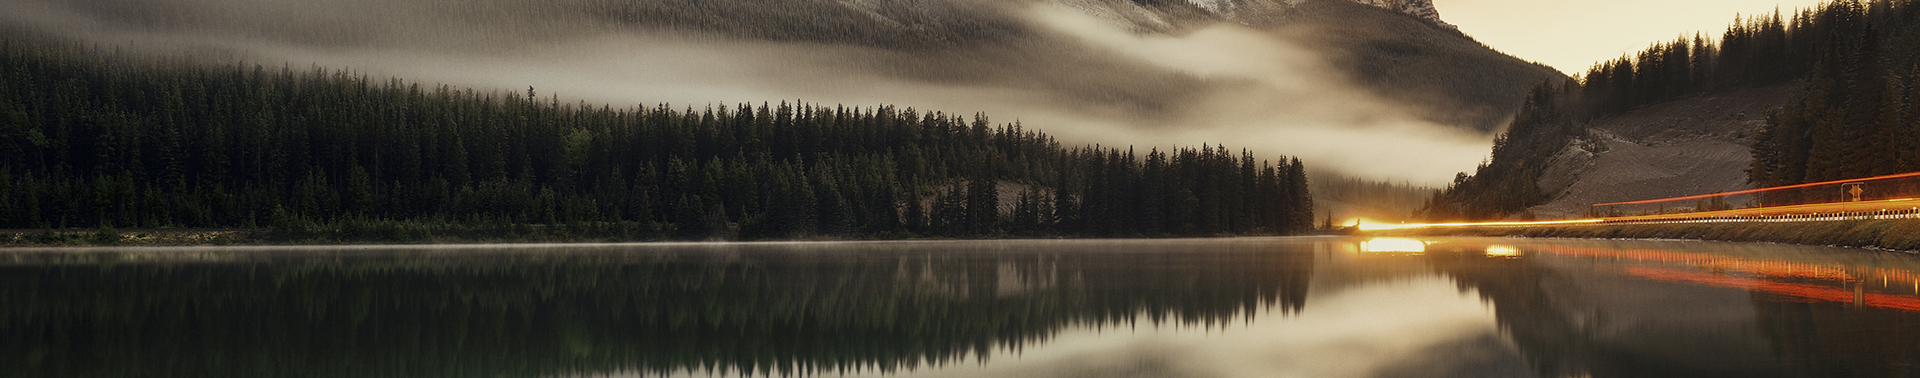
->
[5,237,1920,378]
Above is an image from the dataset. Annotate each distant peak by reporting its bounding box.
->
[1349,0,1456,29]
[1183,0,1235,14]
[1047,0,1454,31]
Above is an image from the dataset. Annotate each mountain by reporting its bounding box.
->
[1349,0,1453,29]
[1063,0,1553,131]
[630,0,1553,132]
[1275,0,1559,131]
[3,0,1557,135]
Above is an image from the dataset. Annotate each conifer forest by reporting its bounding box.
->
[0,41,1316,240]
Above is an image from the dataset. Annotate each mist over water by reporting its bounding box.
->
[1,0,1496,185]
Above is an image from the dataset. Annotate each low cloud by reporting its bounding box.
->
[1,0,1495,185]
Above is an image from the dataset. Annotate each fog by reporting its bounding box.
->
[1,0,1497,185]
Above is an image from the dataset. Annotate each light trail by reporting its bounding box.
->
[1357,218,1603,231]
[1364,169,1920,232]
[1358,197,1920,231]
[1592,171,1920,206]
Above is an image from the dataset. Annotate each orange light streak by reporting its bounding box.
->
[1356,218,1603,231]
[1626,266,1920,312]
[1362,197,1920,231]
[1593,170,1920,206]
[1601,197,1920,221]
[1535,246,1857,282]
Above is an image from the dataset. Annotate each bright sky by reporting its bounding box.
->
[1437,0,1832,74]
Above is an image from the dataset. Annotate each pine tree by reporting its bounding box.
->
[965,176,998,236]
[1286,157,1313,233]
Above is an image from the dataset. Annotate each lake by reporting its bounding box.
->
[5,237,1919,378]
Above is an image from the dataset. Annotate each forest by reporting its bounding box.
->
[1422,0,1920,220]
[0,39,1316,241]
[1748,0,1920,194]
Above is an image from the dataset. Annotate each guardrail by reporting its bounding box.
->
[1591,171,1920,218]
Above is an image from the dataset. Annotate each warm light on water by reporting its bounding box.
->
[1354,218,1604,231]
[1485,245,1521,257]
[1361,237,1429,253]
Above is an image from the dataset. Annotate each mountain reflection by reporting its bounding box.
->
[0,240,1313,378]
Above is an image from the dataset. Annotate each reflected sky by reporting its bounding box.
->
[7,238,1920,377]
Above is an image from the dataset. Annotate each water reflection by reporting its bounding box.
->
[4,238,1920,377]
[1359,237,1429,254]
[1485,245,1521,258]
[1425,239,1920,378]
[0,240,1313,378]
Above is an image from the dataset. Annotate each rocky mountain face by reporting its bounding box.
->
[1350,0,1452,28]
[1056,0,1455,33]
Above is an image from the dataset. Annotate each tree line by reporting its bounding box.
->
[1749,0,1920,198]
[1421,0,1917,220]
[1417,82,1586,221]
[0,39,1314,239]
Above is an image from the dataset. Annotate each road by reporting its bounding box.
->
[1359,197,1920,231]
[1600,197,1920,224]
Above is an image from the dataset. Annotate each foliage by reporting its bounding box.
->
[1749,0,1920,202]
[1418,82,1583,221]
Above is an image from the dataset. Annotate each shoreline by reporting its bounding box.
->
[0,226,1295,247]
[16,220,1920,251]
[1369,218,1920,253]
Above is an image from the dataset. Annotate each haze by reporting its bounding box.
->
[2,0,1507,185]
[1441,0,1830,72]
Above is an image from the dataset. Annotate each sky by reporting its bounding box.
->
[1439,0,1830,74]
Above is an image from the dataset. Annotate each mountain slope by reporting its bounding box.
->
[5,0,1558,133]
[1527,84,1793,219]
[590,0,1560,132]
[1274,0,1561,131]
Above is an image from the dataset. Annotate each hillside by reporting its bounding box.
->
[1527,84,1793,219]
[1274,0,1564,131]
[1419,1,1913,221]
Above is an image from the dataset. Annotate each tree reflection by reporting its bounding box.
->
[0,241,1313,378]
[1755,286,1920,377]
[1420,244,1596,378]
